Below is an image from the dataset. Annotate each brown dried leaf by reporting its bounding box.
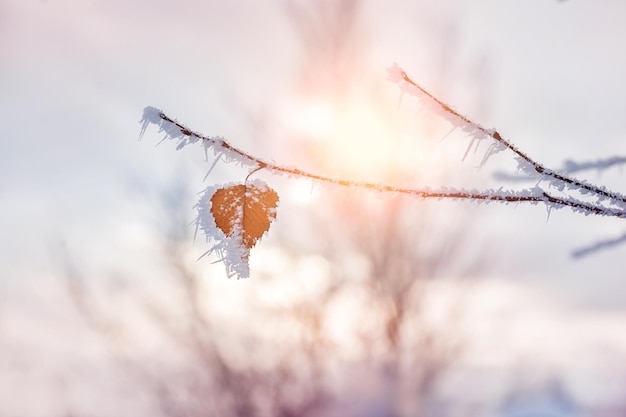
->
[210,183,279,249]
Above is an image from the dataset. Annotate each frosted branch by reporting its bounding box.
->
[140,106,626,219]
[387,63,626,207]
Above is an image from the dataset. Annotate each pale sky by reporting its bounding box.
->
[2,0,626,415]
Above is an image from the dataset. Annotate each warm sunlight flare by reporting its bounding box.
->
[287,179,318,204]
[289,101,334,137]
[281,94,403,180]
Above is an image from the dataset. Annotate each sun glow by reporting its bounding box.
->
[281,93,406,180]
[289,101,334,137]
[287,179,318,204]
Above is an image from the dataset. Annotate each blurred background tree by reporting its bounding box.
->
[4,0,626,416]
[60,1,489,417]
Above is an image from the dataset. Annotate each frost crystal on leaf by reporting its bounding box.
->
[195,180,279,279]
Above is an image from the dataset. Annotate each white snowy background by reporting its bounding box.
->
[2,0,626,415]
